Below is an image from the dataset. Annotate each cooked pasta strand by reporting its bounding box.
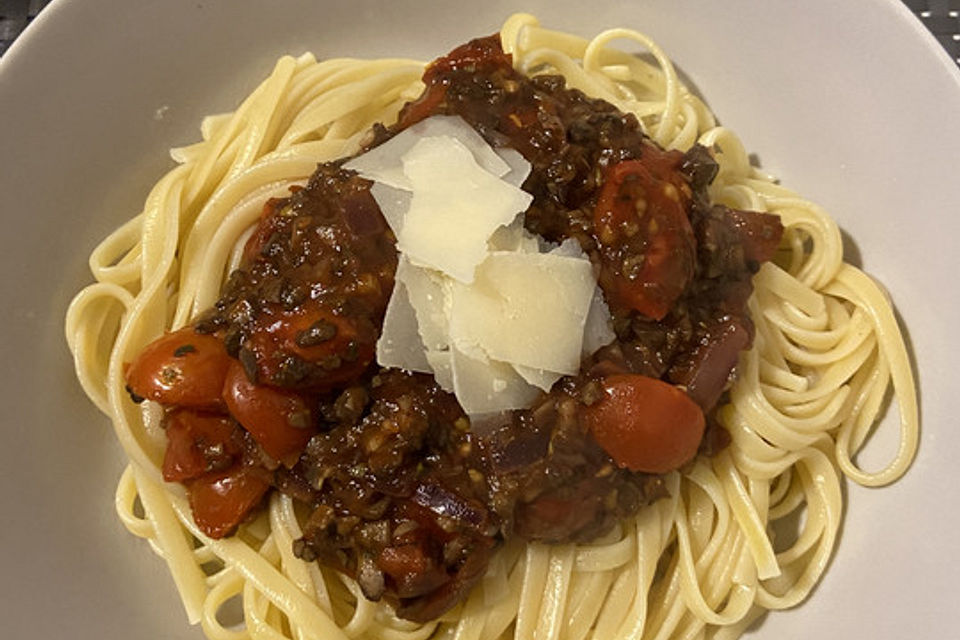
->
[65,14,918,640]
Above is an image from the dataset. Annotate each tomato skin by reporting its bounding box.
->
[582,374,705,473]
[397,35,509,128]
[187,467,270,539]
[245,301,375,391]
[162,410,240,483]
[125,328,230,409]
[594,159,696,320]
[242,197,289,262]
[397,83,448,129]
[221,361,315,464]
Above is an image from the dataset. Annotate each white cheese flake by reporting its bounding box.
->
[365,116,614,417]
[488,216,540,253]
[395,257,450,352]
[376,279,431,374]
[425,350,455,393]
[449,251,595,375]
[398,135,532,282]
[512,364,564,392]
[582,286,616,357]
[496,147,532,188]
[344,115,511,190]
[450,347,540,415]
[369,182,410,236]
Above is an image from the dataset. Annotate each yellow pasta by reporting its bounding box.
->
[65,13,917,640]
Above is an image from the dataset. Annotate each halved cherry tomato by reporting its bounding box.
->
[242,197,289,263]
[245,300,375,391]
[594,160,696,320]
[423,34,512,82]
[398,34,510,129]
[221,361,315,464]
[582,374,705,473]
[186,466,270,539]
[125,327,230,409]
[397,82,448,128]
[162,410,240,482]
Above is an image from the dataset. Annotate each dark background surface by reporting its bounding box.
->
[2,0,960,63]
[905,0,960,63]
[0,0,48,56]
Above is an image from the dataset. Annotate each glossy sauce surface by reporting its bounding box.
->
[126,35,782,621]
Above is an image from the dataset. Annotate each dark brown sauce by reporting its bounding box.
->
[125,34,782,622]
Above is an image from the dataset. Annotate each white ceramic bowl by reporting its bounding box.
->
[2,1,958,638]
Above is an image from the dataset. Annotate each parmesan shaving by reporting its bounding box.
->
[450,347,540,415]
[398,135,531,282]
[363,116,614,417]
[344,115,511,189]
[376,279,431,373]
[395,257,449,351]
[448,251,595,375]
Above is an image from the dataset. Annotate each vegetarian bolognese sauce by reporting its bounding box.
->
[124,34,782,621]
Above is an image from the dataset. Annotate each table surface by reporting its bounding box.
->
[2,0,960,63]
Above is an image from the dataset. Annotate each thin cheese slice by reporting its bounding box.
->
[366,117,614,418]
[344,115,511,190]
[376,279,431,374]
[488,216,540,253]
[398,136,532,282]
[496,147,532,188]
[512,364,564,392]
[425,350,455,393]
[369,182,410,236]
[549,237,588,258]
[395,257,450,352]
[450,346,541,415]
[449,251,595,374]
[582,287,616,357]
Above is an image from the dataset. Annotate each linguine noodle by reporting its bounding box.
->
[65,13,918,640]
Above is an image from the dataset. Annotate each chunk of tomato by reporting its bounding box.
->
[221,361,315,465]
[582,374,705,473]
[244,300,375,391]
[125,327,230,409]
[242,197,288,262]
[162,410,240,482]
[186,466,270,539]
[594,160,696,320]
[397,35,510,128]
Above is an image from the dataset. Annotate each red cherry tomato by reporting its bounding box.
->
[242,197,288,262]
[162,410,240,482]
[221,361,315,464]
[397,83,448,128]
[186,466,270,539]
[398,35,510,128]
[244,300,375,391]
[582,374,705,473]
[125,327,230,409]
[594,160,696,320]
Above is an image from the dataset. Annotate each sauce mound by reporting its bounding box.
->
[125,35,782,622]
